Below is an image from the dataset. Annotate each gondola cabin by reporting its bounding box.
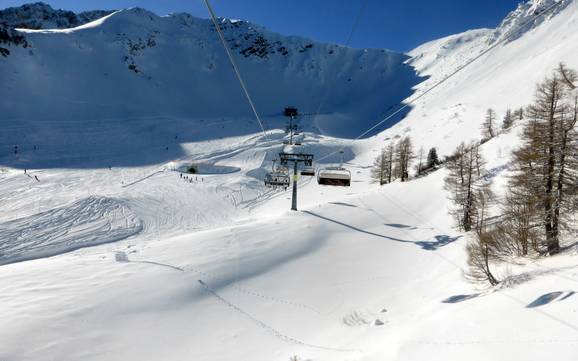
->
[317,167,351,186]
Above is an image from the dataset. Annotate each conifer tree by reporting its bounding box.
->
[426,147,439,169]
[502,108,514,130]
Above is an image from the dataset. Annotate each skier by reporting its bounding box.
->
[24,169,27,174]
[34,175,39,182]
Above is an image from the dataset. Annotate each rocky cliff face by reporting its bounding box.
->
[0,2,113,29]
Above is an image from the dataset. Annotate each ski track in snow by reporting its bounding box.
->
[0,196,143,265]
[2,2,578,360]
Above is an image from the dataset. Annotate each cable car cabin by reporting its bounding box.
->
[264,172,290,189]
[317,167,351,186]
[301,166,315,177]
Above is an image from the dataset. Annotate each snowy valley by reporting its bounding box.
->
[1,0,578,360]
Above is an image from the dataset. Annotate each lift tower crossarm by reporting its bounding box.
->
[279,152,314,211]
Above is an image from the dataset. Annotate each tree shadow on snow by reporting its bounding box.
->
[385,223,416,229]
[303,211,460,251]
[415,235,462,251]
[329,202,358,208]
[526,291,575,308]
[303,210,413,243]
[442,293,481,304]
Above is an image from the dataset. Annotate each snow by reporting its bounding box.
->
[2,0,578,360]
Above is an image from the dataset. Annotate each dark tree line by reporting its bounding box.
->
[372,136,441,185]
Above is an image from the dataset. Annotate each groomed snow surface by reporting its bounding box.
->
[2,0,578,360]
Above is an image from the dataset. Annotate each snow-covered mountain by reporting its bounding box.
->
[0,2,113,29]
[2,1,578,361]
[0,2,420,167]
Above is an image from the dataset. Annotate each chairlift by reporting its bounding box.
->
[265,161,290,189]
[301,166,315,177]
[317,166,351,186]
[265,171,290,189]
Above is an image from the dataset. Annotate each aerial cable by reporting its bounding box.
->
[315,0,564,163]
[310,0,369,130]
[202,0,270,142]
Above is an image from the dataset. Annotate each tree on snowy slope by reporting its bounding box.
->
[504,64,578,256]
[426,147,440,169]
[444,142,492,232]
[372,146,393,185]
[481,108,497,141]
[445,142,498,285]
[502,108,514,130]
[513,107,524,121]
[394,136,414,182]
[416,146,426,175]
[466,229,499,286]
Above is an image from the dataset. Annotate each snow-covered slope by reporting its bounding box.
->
[391,0,578,157]
[0,3,420,168]
[2,1,578,361]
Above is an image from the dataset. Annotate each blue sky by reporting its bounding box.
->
[1,0,521,51]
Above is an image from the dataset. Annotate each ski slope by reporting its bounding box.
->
[2,0,578,360]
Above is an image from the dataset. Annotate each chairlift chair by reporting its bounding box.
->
[264,171,290,189]
[317,167,351,186]
[300,166,315,177]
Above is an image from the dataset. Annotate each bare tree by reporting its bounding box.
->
[444,142,491,232]
[371,144,395,185]
[416,146,425,175]
[394,136,414,182]
[504,64,578,255]
[466,230,499,286]
[371,149,387,185]
[513,107,524,121]
[481,108,497,140]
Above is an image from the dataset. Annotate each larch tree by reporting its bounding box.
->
[481,108,497,140]
[371,149,388,185]
[504,64,578,255]
[394,136,414,182]
[371,143,395,185]
[416,146,425,175]
[445,142,493,233]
